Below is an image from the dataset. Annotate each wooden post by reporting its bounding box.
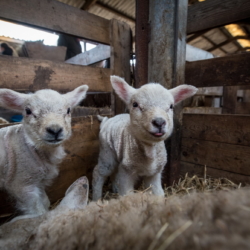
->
[222,86,239,114]
[148,0,188,185]
[135,0,149,88]
[110,19,132,115]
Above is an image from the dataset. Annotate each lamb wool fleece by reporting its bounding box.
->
[1,188,250,250]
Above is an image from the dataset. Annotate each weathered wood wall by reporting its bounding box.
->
[181,114,250,184]
[0,0,110,44]
[0,56,111,92]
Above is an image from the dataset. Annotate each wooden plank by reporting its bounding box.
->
[180,162,250,185]
[72,107,112,117]
[183,107,222,114]
[0,56,111,92]
[187,0,250,34]
[181,138,250,175]
[222,86,239,114]
[148,0,188,185]
[65,44,110,66]
[24,41,67,62]
[135,0,149,88]
[110,19,132,114]
[182,114,250,146]
[196,87,223,96]
[185,53,250,88]
[0,116,101,215]
[235,102,250,114]
[0,0,110,44]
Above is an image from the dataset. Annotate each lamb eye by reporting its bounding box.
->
[170,104,173,109]
[133,102,138,108]
[25,108,32,115]
[67,108,71,114]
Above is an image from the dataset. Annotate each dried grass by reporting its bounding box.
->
[91,168,241,201]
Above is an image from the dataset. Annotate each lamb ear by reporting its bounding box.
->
[64,85,89,108]
[169,85,198,104]
[0,89,28,112]
[110,75,136,105]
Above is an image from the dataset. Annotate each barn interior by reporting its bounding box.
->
[0,1,249,244]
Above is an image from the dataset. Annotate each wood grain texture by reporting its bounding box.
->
[181,138,250,175]
[0,56,111,92]
[236,102,250,114]
[187,0,250,34]
[0,0,110,44]
[110,19,132,114]
[180,162,250,184]
[183,107,222,114]
[148,0,188,185]
[182,114,250,146]
[222,86,239,114]
[0,116,101,215]
[185,54,250,88]
[66,45,110,66]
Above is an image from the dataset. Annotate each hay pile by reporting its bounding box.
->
[97,170,241,201]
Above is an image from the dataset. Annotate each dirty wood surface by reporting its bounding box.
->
[110,19,132,115]
[148,0,188,185]
[187,0,250,34]
[222,86,239,114]
[0,0,110,44]
[0,56,111,92]
[185,53,250,88]
[24,42,66,62]
[66,44,110,66]
[182,114,250,146]
[181,137,250,175]
[0,116,102,215]
[180,162,250,185]
[235,102,250,114]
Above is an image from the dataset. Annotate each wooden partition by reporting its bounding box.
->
[0,0,131,215]
[181,114,250,184]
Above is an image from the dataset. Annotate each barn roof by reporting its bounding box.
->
[58,0,250,56]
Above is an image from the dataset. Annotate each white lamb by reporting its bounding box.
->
[92,76,197,200]
[0,85,88,221]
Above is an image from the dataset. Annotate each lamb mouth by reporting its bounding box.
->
[149,132,165,138]
[45,139,63,144]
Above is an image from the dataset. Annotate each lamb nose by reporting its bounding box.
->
[46,127,63,138]
[152,118,166,128]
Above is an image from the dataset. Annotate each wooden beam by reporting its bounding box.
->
[181,138,250,175]
[186,30,209,43]
[201,35,227,54]
[0,56,111,92]
[110,19,132,115]
[182,113,250,146]
[96,1,135,23]
[187,0,250,34]
[208,36,250,52]
[183,107,222,114]
[222,86,239,114]
[185,53,250,87]
[148,0,188,185]
[180,162,250,185]
[81,0,97,11]
[135,0,149,87]
[0,0,110,44]
[65,44,110,66]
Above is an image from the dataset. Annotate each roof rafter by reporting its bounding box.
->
[208,35,250,52]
